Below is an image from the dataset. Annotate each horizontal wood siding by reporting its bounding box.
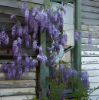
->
[0,0,44,99]
[81,0,99,99]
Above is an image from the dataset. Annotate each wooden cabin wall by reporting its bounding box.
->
[81,0,99,99]
[0,0,44,100]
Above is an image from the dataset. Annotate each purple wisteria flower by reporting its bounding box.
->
[60,65,64,72]
[47,47,52,51]
[62,6,66,14]
[63,68,77,82]
[52,12,58,22]
[75,31,81,41]
[50,66,55,75]
[39,46,43,55]
[60,34,67,46]
[49,56,54,65]
[32,8,38,16]
[33,40,37,51]
[0,30,9,45]
[37,54,47,63]
[11,24,17,38]
[16,53,22,65]
[61,89,66,100]
[17,24,23,37]
[79,71,90,87]
[1,62,8,72]
[10,14,16,20]
[47,89,50,98]
[23,25,29,35]
[25,9,29,23]
[88,34,92,44]
[21,3,27,13]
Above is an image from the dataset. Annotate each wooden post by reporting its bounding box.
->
[71,0,81,71]
[39,0,50,98]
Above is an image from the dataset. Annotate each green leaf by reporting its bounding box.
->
[60,60,70,66]
[86,27,90,32]
[28,5,34,10]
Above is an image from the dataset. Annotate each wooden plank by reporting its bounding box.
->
[0,48,37,57]
[0,88,35,96]
[82,38,99,45]
[0,14,25,24]
[89,96,99,100]
[89,76,99,83]
[60,51,71,62]
[63,24,74,31]
[90,89,99,96]
[82,57,99,64]
[0,80,36,88]
[81,11,99,20]
[0,72,36,80]
[0,6,23,17]
[90,82,99,88]
[0,0,43,9]
[87,70,99,77]
[2,95,35,100]
[20,0,44,4]
[81,31,99,38]
[81,0,99,7]
[81,25,99,32]
[82,64,99,70]
[82,44,99,51]
[81,5,99,14]
[82,18,99,26]
[81,51,99,57]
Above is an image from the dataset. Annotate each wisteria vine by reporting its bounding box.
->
[0,2,92,81]
[0,3,68,79]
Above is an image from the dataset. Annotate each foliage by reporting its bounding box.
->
[27,66,99,100]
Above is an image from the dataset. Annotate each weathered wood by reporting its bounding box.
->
[63,24,74,31]
[2,95,35,100]
[87,70,99,77]
[81,0,99,8]
[0,72,36,80]
[82,44,99,51]
[82,38,99,45]
[60,51,71,62]
[81,51,99,57]
[20,0,44,4]
[0,0,43,9]
[89,96,99,100]
[0,13,25,24]
[82,18,99,26]
[81,5,99,14]
[89,76,99,83]
[90,89,99,96]
[0,6,23,17]
[82,57,99,64]
[82,64,99,70]
[81,11,99,20]
[81,31,99,38]
[0,80,36,88]
[0,88,35,96]
[0,48,37,57]
[90,82,99,88]
[81,25,99,32]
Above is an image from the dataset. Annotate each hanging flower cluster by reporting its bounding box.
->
[0,26,9,47]
[1,3,68,79]
[88,34,92,44]
[75,31,81,41]
[60,65,90,87]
